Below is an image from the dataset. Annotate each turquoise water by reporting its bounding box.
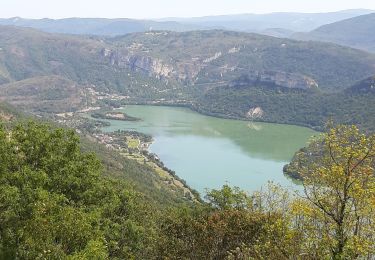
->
[99,105,316,194]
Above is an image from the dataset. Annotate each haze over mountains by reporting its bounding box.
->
[0,9,373,37]
[159,9,374,35]
[294,13,375,52]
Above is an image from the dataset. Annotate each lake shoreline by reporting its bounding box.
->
[115,101,324,133]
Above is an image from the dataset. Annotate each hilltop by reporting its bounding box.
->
[0,17,201,36]
[294,13,375,53]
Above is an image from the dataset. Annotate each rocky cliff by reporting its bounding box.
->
[102,47,320,91]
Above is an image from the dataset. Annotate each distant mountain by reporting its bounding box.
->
[0,17,202,36]
[294,13,375,52]
[0,9,373,37]
[260,28,295,38]
[159,9,374,33]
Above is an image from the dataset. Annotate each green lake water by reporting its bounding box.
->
[100,105,317,194]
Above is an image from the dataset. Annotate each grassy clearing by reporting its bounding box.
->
[126,137,140,149]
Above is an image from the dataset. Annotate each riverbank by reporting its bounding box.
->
[88,128,200,201]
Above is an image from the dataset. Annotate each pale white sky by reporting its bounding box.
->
[1,0,374,19]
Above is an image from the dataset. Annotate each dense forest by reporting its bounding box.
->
[0,119,374,259]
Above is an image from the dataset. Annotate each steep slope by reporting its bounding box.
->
[2,26,375,98]
[0,25,173,96]
[0,101,194,206]
[0,25,104,82]
[294,13,375,53]
[109,30,375,91]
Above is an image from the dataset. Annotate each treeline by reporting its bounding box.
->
[91,111,140,122]
[0,121,374,259]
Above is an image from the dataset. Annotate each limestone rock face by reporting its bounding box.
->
[102,46,319,90]
[102,48,203,83]
[246,107,264,119]
[104,49,173,79]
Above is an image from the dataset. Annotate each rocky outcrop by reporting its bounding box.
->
[102,47,319,91]
[102,48,203,83]
[246,107,264,119]
[230,71,319,90]
[103,48,174,79]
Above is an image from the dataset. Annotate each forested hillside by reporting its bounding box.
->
[1,26,375,130]
[190,75,375,131]
[109,30,375,91]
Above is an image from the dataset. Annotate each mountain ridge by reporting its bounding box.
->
[1,25,375,131]
[294,13,375,52]
[1,9,373,37]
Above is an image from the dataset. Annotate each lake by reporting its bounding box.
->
[99,105,316,194]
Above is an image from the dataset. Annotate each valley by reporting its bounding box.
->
[0,24,374,194]
[90,105,316,193]
[1,26,375,131]
[1,4,375,258]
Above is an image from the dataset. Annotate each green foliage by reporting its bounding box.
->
[205,184,252,210]
[157,183,303,259]
[290,124,375,258]
[0,121,158,259]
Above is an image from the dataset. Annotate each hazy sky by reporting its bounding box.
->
[1,0,375,19]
